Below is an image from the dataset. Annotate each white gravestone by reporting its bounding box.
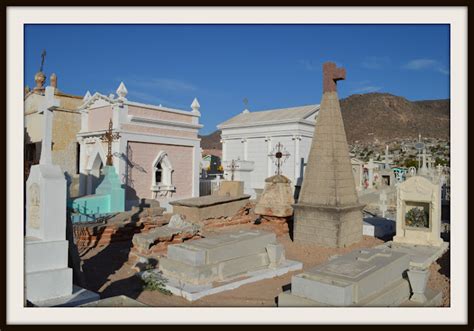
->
[366,158,376,189]
[25,87,99,306]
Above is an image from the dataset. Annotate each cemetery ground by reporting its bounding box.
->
[76,207,450,307]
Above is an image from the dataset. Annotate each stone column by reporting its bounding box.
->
[241,138,248,160]
[265,136,272,176]
[407,267,429,303]
[292,135,301,183]
[220,139,226,162]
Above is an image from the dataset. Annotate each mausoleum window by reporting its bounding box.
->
[151,151,175,198]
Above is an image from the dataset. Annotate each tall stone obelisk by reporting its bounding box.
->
[293,62,364,248]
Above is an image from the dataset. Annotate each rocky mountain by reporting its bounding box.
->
[340,93,450,143]
[199,130,222,150]
[200,93,450,148]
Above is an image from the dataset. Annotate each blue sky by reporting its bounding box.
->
[25,24,450,135]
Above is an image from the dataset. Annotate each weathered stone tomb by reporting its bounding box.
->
[148,230,302,301]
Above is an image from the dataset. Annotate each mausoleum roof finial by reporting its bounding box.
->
[191,97,200,113]
[83,91,92,102]
[116,82,128,100]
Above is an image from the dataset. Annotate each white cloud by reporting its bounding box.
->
[402,58,449,75]
[361,56,390,69]
[299,59,319,72]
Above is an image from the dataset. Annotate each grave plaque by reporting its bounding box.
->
[27,183,41,229]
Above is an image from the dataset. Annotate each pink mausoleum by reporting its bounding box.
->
[77,82,202,210]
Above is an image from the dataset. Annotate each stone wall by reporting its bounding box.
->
[293,205,363,247]
[128,105,194,124]
[121,124,195,138]
[88,106,112,132]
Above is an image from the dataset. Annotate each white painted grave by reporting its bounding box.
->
[25,86,98,306]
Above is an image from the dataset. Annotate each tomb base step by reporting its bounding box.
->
[26,267,73,302]
[145,259,303,301]
[25,239,69,273]
[159,251,271,285]
[402,288,443,307]
[30,285,100,307]
[278,278,411,307]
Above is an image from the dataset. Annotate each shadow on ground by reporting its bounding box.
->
[80,205,148,300]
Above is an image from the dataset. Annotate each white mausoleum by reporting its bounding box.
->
[217,104,320,197]
[77,82,202,210]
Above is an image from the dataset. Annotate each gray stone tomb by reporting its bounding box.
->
[145,229,302,301]
[278,247,412,306]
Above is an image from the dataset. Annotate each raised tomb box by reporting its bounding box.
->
[148,230,302,301]
[279,247,412,307]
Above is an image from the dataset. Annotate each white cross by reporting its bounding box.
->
[383,145,393,170]
[418,147,431,175]
[436,164,444,175]
[366,158,376,189]
[379,190,388,218]
[38,86,60,165]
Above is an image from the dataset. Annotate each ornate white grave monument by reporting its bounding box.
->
[386,175,448,305]
[393,176,444,247]
[25,86,98,306]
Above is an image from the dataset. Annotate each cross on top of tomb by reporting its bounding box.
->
[100,119,121,166]
[40,49,46,72]
[436,164,444,175]
[366,158,376,170]
[418,147,432,170]
[323,62,346,93]
[227,159,240,181]
[268,142,291,175]
[383,145,393,169]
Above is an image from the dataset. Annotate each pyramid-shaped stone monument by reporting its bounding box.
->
[293,62,364,247]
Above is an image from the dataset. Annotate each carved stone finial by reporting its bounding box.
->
[191,97,200,113]
[34,71,46,91]
[116,82,128,100]
[322,62,346,93]
[83,90,92,102]
[50,73,57,88]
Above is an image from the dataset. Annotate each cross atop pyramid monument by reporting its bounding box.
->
[293,61,364,248]
[323,62,346,93]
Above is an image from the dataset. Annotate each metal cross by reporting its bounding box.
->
[228,159,239,181]
[100,119,121,166]
[268,142,290,175]
[40,49,46,72]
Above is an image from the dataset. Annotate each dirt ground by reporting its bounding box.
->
[79,222,450,307]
